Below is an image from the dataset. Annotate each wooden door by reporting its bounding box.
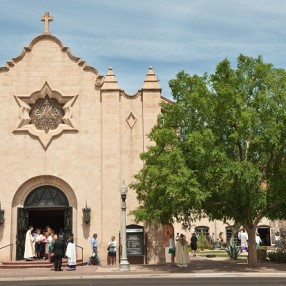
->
[16,208,29,260]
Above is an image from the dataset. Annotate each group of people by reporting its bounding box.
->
[238,229,263,251]
[88,233,117,266]
[24,226,76,271]
[169,233,198,267]
[24,226,52,261]
[168,229,267,267]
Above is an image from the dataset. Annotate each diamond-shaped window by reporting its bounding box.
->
[126,112,137,129]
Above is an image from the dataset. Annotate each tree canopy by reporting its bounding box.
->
[131,55,286,266]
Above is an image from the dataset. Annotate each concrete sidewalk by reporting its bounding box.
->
[0,256,285,281]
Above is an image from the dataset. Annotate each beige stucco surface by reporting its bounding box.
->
[0,31,163,262]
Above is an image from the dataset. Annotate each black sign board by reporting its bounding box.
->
[126,225,144,256]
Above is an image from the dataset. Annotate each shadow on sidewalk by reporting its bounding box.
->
[133,256,286,273]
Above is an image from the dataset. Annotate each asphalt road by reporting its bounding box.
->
[0,277,286,286]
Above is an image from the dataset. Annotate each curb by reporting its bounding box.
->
[1,272,286,281]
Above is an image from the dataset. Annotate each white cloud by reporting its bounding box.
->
[1,0,286,98]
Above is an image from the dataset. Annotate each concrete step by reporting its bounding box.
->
[0,259,84,269]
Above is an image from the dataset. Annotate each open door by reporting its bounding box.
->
[64,207,73,240]
[16,208,29,260]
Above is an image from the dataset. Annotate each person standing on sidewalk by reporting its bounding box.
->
[107,235,117,265]
[168,234,176,266]
[53,234,65,271]
[190,232,198,257]
[66,235,76,270]
[175,234,190,267]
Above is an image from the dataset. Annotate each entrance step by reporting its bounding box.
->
[0,259,84,269]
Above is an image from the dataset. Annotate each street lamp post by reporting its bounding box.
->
[119,181,130,272]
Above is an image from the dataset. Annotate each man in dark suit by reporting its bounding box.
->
[53,234,65,271]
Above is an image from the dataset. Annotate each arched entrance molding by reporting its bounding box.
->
[12,175,77,209]
[11,175,77,260]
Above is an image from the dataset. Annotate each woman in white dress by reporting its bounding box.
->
[45,230,53,260]
[175,234,190,267]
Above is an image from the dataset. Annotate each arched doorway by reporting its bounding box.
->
[16,185,72,260]
[257,225,271,246]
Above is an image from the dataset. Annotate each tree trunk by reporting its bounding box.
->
[245,225,257,267]
[230,223,239,245]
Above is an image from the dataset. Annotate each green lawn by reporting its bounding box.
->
[194,249,248,258]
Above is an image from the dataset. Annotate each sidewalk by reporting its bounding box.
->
[0,256,285,281]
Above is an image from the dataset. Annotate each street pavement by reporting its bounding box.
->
[1,277,286,286]
[0,255,285,282]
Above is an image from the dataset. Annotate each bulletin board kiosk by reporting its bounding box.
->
[126,224,145,264]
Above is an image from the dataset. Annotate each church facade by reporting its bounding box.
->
[0,13,168,262]
[1,13,283,264]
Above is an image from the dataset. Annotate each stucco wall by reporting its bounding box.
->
[0,34,163,262]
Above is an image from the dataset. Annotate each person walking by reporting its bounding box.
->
[255,233,262,249]
[53,234,65,271]
[91,233,101,265]
[107,236,117,265]
[190,232,198,257]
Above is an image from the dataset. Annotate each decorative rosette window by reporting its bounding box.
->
[13,81,78,149]
[29,96,65,134]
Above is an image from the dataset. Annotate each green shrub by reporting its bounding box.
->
[268,251,286,263]
[197,232,212,250]
[224,244,241,259]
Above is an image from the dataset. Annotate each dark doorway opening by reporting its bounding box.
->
[28,208,65,234]
[16,185,73,260]
[16,206,73,260]
[257,226,271,246]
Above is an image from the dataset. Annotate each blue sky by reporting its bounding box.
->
[1,0,286,99]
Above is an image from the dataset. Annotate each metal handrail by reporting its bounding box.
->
[0,244,13,261]
[75,244,83,266]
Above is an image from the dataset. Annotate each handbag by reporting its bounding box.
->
[108,246,115,255]
[49,251,55,262]
[168,248,175,255]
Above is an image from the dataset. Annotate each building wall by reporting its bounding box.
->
[0,34,163,262]
[173,217,282,247]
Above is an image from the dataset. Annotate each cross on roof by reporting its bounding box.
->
[41,12,53,34]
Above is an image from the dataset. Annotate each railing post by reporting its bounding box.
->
[0,244,13,261]
[75,245,84,266]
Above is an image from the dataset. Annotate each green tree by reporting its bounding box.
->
[131,55,286,267]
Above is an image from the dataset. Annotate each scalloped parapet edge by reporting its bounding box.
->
[120,90,142,99]
[0,34,104,86]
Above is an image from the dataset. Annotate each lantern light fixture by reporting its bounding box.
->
[82,202,91,224]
